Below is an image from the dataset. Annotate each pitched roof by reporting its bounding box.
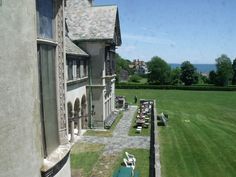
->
[65,0,121,45]
[65,36,89,57]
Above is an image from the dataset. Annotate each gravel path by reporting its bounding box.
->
[77,106,150,154]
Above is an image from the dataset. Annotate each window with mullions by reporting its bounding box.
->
[36,0,54,39]
[38,45,59,156]
[76,60,80,78]
[67,59,73,81]
[83,60,87,77]
[105,47,111,75]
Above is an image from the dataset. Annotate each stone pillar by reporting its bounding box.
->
[70,121,74,143]
[111,81,115,111]
[70,110,75,142]
[78,118,82,135]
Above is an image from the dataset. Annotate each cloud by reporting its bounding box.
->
[122,33,176,47]
[117,45,136,54]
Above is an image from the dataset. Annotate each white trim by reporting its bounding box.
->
[37,38,58,46]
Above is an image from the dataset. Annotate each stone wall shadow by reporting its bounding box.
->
[149,101,155,177]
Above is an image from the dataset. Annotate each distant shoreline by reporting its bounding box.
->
[169,63,216,73]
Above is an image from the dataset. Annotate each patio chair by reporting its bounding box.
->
[125,152,136,164]
[123,158,135,170]
[136,126,142,133]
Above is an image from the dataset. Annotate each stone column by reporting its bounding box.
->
[70,111,75,142]
[78,118,82,135]
[70,121,74,143]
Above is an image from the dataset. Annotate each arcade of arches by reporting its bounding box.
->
[67,95,87,142]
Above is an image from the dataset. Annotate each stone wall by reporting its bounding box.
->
[0,0,43,177]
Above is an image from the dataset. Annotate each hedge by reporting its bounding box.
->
[115,83,236,91]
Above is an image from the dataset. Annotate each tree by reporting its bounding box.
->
[209,70,217,84]
[232,58,236,85]
[170,67,182,85]
[147,56,171,85]
[180,61,198,86]
[115,53,134,82]
[215,54,233,86]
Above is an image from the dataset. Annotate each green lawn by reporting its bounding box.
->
[116,89,236,177]
[70,143,104,177]
[114,148,150,177]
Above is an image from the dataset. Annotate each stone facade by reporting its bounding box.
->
[78,41,117,128]
[65,0,122,129]
[0,1,42,176]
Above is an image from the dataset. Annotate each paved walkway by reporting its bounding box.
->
[77,106,150,155]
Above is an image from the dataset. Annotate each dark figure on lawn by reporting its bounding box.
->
[134,95,137,104]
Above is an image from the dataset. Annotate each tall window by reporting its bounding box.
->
[105,46,111,75]
[37,0,58,157]
[36,0,54,39]
[38,45,59,156]
[80,60,84,78]
[83,60,87,77]
[67,59,73,81]
[76,60,80,78]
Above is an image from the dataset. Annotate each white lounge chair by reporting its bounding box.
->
[123,158,135,170]
[125,152,136,165]
[136,126,142,133]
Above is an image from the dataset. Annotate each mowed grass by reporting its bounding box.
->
[70,143,104,177]
[116,89,236,177]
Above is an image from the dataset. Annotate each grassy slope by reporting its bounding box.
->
[71,143,104,177]
[116,89,236,177]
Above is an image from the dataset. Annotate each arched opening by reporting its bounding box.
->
[81,95,87,129]
[74,98,80,118]
[74,98,81,134]
[67,102,73,120]
[67,102,73,140]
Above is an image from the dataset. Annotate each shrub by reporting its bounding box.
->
[115,83,236,91]
[129,74,142,83]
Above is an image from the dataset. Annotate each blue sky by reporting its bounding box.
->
[95,0,236,64]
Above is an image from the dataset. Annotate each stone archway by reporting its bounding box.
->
[81,95,87,129]
[74,98,81,135]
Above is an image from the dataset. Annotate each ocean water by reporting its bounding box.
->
[170,63,216,73]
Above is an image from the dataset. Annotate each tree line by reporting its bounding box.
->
[115,54,236,87]
[147,55,236,86]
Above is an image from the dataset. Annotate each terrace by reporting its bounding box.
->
[70,100,158,177]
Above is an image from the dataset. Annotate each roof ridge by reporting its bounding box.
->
[92,4,117,7]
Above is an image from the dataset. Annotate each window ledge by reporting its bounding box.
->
[102,74,116,79]
[41,144,71,172]
[37,38,58,46]
[67,77,88,85]
[87,84,106,88]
